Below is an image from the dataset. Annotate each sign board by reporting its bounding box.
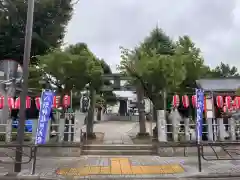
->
[35,90,54,145]
[196,89,204,143]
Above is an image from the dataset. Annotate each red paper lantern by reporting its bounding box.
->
[8,97,14,110]
[26,96,31,109]
[52,96,60,108]
[234,96,240,109]
[63,95,70,108]
[14,96,31,109]
[35,97,41,110]
[15,97,20,109]
[0,96,4,109]
[223,105,228,113]
[216,96,223,108]
[182,95,189,108]
[192,95,196,108]
[225,96,232,109]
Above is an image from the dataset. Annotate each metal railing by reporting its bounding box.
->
[0,141,239,174]
[200,141,240,161]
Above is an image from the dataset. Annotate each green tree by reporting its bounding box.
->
[121,46,186,109]
[94,60,117,121]
[209,62,239,78]
[37,43,103,137]
[176,36,210,93]
[0,0,73,63]
[236,88,240,96]
[120,28,192,138]
[120,28,182,136]
[99,60,117,106]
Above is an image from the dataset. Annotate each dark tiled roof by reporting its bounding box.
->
[196,78,240,92]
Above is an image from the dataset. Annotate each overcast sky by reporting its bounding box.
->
[64,0,240,73]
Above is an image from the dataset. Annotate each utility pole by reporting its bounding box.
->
[14,0,35,172]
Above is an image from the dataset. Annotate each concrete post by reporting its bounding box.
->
[58,118,65,142]
[31,119,38,143]
[172,113,179,142]
[207,118,213,141]
[74,111,86,142]
[157,110,167,142]
[184,117,190,141]
[45,121,51,142]
[213,119,218,141]
[229,118,236,141]
[218,118,225,141]
[67,114,72,142]
[5,118,12,142]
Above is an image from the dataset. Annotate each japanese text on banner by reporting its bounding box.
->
[35,90,54,145]
[196,89,204,143]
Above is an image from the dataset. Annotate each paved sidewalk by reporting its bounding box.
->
[94,121,136,144]
[1,156,240,179]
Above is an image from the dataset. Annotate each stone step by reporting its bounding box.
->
[82,144,153,150]
[81,149,155,155]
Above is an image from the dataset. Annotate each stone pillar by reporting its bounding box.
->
[74,111,86,142]
[58,118,65,142]
[5,117,12,143]
[3,94,11,142]
[207,118,213,141]
[172,116,178,142]
[218,118,225,141]
[229,118,236,141]
[213,119,218,141]
[184,117,190,141]
[67,115,72,142]
[45,121,51,142]
[31,119,38,143]
[157,110,167,142]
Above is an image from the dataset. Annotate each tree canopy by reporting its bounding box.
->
[208,62,239,78]
[120,28,188,109]
[35,43,103,94]
[120,27,240,113]
[0,0,73,64]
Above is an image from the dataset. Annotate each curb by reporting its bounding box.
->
[2,173,240,180]
[185,173,240,178]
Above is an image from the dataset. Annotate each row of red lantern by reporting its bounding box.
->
[35,95,70,110]
[172,95,197,108]
[216,96,240,112]
[173,94,240,111]
[0,95,71,110]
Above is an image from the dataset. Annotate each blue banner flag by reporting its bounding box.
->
[196,88,204,143]
[35,90,54,145]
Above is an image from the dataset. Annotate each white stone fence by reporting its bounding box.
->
[0,111,239,143]
[0,111,86,143]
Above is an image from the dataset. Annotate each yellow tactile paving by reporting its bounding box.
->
[89,166,101,174]
[131,166,144,174]
[118,158,133,174]
[171,164,185,173]
[100,166,111,174]
[110,159,122,174]
[79,167,90,176]
[56,157,185,176]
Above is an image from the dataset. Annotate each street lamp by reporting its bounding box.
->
[14,0,35,172]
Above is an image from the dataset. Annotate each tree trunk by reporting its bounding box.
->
[97,107,102,121]
[136,83,147,136]
[86,86,96,138]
